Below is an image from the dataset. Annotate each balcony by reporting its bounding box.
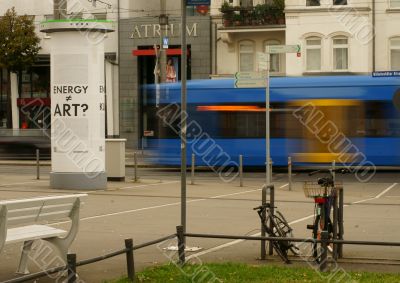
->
[220,3,285,28]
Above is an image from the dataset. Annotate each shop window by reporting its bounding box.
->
[239,40,255,72]
[19,66,50,99]
[333,37,349,70]
[305,37,322,71]
[264,39,281,73]
[390,37,400,70]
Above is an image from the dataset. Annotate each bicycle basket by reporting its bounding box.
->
[303,181,342,198]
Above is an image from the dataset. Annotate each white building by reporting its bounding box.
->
[212,0,400,76]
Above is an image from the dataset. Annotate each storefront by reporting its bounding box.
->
[119,15,211,147]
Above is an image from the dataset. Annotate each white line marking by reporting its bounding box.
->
[374,183,397,199]
[0,180,47,187]
[118,180,180,190]
[53,187,263,225]
[279,183,289,189]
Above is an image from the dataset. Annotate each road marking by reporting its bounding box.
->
[118,180,180,190]
[279,183,289,189]
[374,183,397,199]
[0,180,47,187]
[53,187,264,225]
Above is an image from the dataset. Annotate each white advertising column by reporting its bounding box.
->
[40,20,115,190]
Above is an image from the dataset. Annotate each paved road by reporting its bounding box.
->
[0,166,399,282]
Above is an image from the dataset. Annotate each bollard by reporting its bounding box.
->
[320,231,329,272]
[288,156,292,191]
[67,253,77,283]
[261,185,267,260]
[338,188,344,258]
[125,239,135,282]
[176,225,186,265]
[332,160,336,183]
[239,155,243,187]
[268,185,275,256]
[134,152,138,182]
[36,149,40,180]
[191,154,195,185]
[332,191,338,260]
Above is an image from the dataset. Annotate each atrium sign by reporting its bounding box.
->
[130,23,198,39]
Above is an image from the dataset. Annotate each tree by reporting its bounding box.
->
[0,7,40,128]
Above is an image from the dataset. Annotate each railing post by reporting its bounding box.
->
[67,253,77,283]
[36,149,40,180]
[338,187,344,258]
[332,160,336,182]
[191,154,195,185]
[176,225,185,265]
[125,239,135,282]
[269,158,273,183]
[239,155,243,187]
[288,156,292,191]
[268,185,275,256]
[134,152,138,182]
[320,231,329,272]
[261,185,267,260]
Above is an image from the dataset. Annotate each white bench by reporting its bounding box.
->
[0,194,87,274]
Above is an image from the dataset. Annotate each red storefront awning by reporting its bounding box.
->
[132,48,188,56]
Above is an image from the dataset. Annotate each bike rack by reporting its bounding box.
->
[260,184,275,260]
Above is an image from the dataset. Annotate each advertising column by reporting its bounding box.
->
[40,20,115,190]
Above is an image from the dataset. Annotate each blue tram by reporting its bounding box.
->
[142,76,400,166]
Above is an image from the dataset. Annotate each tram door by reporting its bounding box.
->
[288,100,364,164]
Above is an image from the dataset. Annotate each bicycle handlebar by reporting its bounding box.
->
[308,168,351,176]
[253,204,276,210]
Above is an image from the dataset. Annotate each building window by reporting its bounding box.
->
[333,37,349,70]
[333,0,347,5]
[239,40,255,72]
[390,0,400,8]
[307,0,320,6]
[391,37,400,70]
[264,40,281,73]
[306,37,322,71]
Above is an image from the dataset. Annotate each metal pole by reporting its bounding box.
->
[191,154,195,185]
[268,185,275,256]
[159,0,167,83]
[180,0,187,244]
[141,136,144,156]
[176,225,186,265]
[332,191,338,260]
[124,239,135,282]
[67,254,77,283]
[134,152,138,182]
[261,185,267,260]
[288,156,292,191]
[266,53,271,187]
[338,188,344,258]
[332,160,336,182]
[269,157,273,183]
[239,155,243,187]
[320,231,329,272]
[36,149,40,180]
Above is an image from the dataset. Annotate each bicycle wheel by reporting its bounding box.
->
[312,209,334,263]
[273,211,299,255]
[268,213,291,263]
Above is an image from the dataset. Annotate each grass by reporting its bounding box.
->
[108,262,400,283]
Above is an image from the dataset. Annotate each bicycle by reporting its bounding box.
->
[254,203,299,263]
[304,169,345,263]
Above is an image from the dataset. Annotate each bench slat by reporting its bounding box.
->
[6,225,66,244]
[7,210,72,227]
[7,203,74,219]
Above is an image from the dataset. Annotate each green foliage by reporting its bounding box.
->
[0,7,40,72]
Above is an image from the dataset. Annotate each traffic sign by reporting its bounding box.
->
[162,37,169,49]
[372,71,400,77]
[144,130,154,137]
[235,71,267,80]
[186,0,210,5]
[266,45,301,54]
[234,79,267,88]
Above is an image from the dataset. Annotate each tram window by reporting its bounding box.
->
[364,101,400,137]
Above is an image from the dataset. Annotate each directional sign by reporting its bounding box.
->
[235,71,267,80]
[266,45,301,54]
[372,71,400,77]
[234,79,267,88]
[186,0,210,5]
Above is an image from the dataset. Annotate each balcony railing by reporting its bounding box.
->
[220,3,285,28]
